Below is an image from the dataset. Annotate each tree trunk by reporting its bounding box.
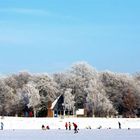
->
[33,108,36,117]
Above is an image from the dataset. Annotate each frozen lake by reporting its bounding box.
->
[0,129,140,140]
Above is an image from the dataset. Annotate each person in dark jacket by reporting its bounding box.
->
[42,125,45,130]
[118,121,121,129]
[69,122,71,130]
[1,122,4,130]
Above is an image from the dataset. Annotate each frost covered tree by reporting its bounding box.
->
[64,88,75,115]
[101,71,140,117]
[33,74,59,116]
[3,72,33,116]
[4,72,31,92]
[53,62,116,117]
[18,82,40,117]
[69,62,99,110]
[0,61,140,118]
[11,72,31,88]
[122,89,137,117]
[53,72,76,92]
[4,75,18,92]
[133,72,140,81]
[0,79,16,115]
[86,79,117,117]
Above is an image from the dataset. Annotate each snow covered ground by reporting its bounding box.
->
[0,129,140,140]
[1,117,140,140]
[1,117,140,130]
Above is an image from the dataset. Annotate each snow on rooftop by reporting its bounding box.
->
[50,94,62,109]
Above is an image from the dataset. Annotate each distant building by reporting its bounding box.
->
[47,94,64,117]
[76,109,86,117]
[48,94,86,118]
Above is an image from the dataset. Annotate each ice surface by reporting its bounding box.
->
[1,117,140,140]
[0,129,140,140]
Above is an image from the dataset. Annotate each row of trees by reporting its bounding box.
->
[0,62,140,117]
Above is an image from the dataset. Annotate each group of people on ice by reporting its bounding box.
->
[42,124,50,130]
[41,122,78,133]
[41,121,121,132]
[65,122,78,133]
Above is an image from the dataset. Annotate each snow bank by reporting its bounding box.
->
[1,117,140,130]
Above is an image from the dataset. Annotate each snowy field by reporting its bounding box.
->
[1,117,140,130]
[1,129,140,140]
[1,117,140,140]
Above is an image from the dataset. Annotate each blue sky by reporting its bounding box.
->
[0,0,140,74]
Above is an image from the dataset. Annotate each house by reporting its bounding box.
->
[48,94,87,118]
[47,94,64,117]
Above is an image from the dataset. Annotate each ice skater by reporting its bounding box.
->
[118,121,121,129]
[1,122,4,130]
[42,125,45,130]
[46,125,50,130]
[69,122,71,130]
[73,122,78,133]
[65,122,68,130]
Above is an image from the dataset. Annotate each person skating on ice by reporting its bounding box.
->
[73,122,78,133]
